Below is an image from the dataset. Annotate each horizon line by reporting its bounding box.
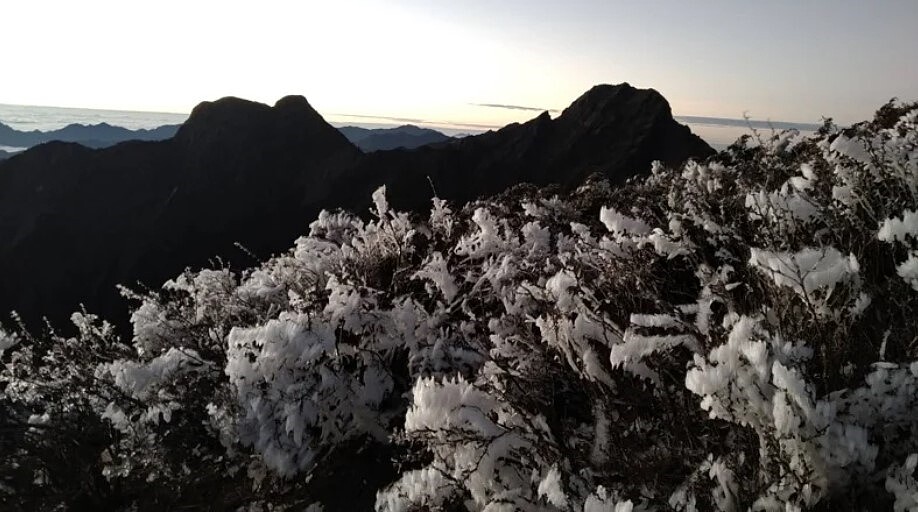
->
[0,101,827,131]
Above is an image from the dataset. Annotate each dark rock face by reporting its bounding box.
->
[0,83,713,331]
[338,125,451,151]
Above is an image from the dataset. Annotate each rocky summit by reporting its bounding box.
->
[0,83,712,331]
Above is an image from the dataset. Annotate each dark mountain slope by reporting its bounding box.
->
[0,83,712,331]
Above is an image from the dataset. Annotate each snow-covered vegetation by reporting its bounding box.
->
[2,101,918,511]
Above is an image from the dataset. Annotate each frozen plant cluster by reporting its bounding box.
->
[2,101,918,511]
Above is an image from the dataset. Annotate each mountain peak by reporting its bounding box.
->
[577,82,636,100]
[189,96,267,113]
[178,97,269,136]
[561,82,669,120]
[175,95,345,150]
[273,95,317,114]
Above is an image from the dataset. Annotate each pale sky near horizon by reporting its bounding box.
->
[1,0,916,127]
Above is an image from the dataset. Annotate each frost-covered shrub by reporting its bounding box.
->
[2,100,918,511]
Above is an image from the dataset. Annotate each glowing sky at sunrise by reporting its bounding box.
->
[2,0,917,127]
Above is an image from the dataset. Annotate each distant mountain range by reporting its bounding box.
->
[0,83,713,331]
[338,124,451,151]
[0,111,825,165]
[0,120,455,159]
[0,121,181,151]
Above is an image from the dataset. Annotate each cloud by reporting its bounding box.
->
[329,113,501,131]
[472,103,559,114]
[330,113,428,125]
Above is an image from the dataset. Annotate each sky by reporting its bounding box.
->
[1,0,916,128]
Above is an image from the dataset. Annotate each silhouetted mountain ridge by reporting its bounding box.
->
[338,124,451,151]
[346,84,712,212]
[0,83,713,331]
[0,120,180,150]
